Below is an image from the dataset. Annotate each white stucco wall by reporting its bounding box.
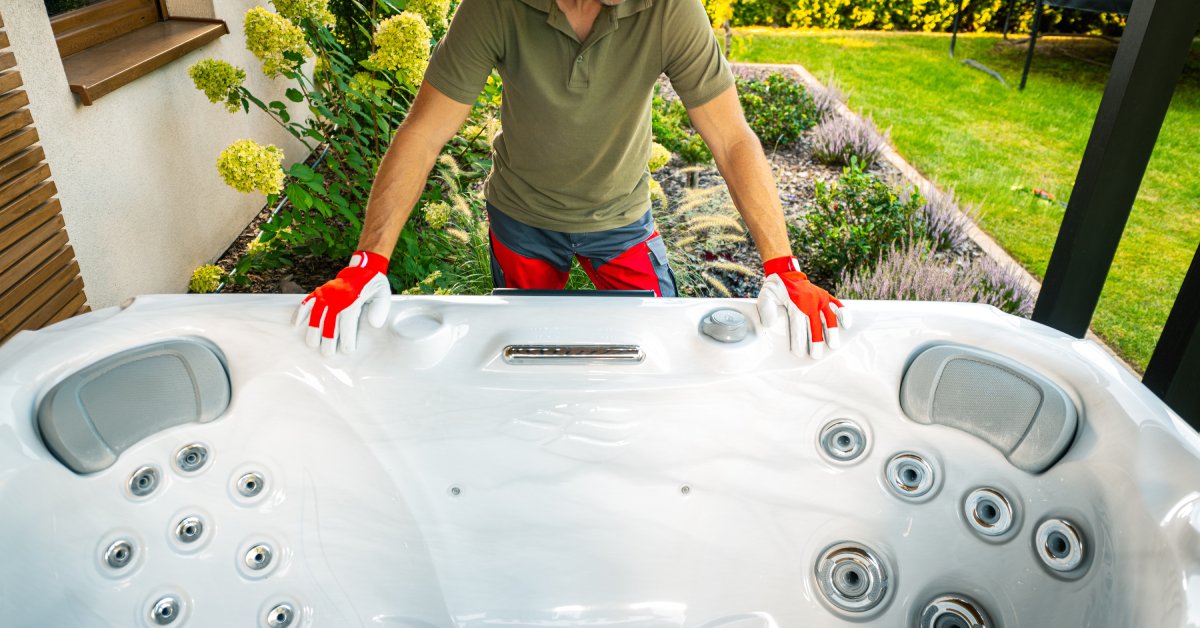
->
[1,0,309,308]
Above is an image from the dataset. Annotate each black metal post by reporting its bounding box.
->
[1002,0,1017,38]
[1143,244,1200,426]
[1031,0,1200,336]
[950,0,967,57]
[1019,0,1043,90]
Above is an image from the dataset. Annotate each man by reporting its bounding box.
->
[296,0,847,357]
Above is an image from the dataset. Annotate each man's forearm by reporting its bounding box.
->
[355,127,442,257]
[711,131,793,262]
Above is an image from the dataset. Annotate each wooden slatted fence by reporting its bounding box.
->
[0,10,89,344]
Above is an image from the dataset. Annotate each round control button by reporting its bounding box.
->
[701,308,749,343]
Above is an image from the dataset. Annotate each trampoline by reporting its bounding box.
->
[950,0,1134,88]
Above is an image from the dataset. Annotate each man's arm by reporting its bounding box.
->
[357,80,475,256]
[687,85,847,358]
[685,85,790,262]
[294,81,473,355]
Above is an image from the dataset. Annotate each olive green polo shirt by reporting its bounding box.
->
[425,0,734,232]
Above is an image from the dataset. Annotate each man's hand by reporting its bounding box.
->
[757,256,849,359]
[294,251,391,356]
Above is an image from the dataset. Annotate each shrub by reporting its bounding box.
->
[810,112,888,169]
[736,72,819,147]
[189,265,224,294]
[780,0,1123,35]
[789,160,924,285]
[326,0,403,62]
[836,241,1034,317]
[675,133,714,165]
[732,0,792,26]
[652,91,712,165]
[703,0,735,28]
[648,142,671,172]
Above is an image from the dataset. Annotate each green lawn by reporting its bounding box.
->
[733,29,1200,370]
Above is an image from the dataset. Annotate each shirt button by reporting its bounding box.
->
[576,56,583,63]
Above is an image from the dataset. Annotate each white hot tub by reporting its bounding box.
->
[1,294,1199,627]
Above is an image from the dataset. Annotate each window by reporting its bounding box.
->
[44,0,227,105]
[49,0,165,58]
[44,0,119,18]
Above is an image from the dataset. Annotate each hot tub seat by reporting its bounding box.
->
[36,337,230,474]
[899,344,1079,474]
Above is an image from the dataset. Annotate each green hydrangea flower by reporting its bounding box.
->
[348,71,386,101]
[423,201,451,229]
[366,13,431,86]
[271,0,334,26]
[244,7,310,78]
[648,142,671,172]
[649,178,666,204]
[189,265,224,294]
[405,0,451,37]
[217,139,285,195]
[246,237,274,258]
[188,58,245,113]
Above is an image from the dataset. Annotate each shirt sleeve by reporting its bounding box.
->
[423,0,504,105]
[661,0,735,109]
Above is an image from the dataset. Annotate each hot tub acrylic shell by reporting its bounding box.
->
[1,294,1199,627]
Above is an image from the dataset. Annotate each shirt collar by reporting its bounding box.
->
[517,0,654,19]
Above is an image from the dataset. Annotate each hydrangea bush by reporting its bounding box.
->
[189,0,500,294]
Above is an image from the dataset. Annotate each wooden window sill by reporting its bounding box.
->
[62,18,228,106]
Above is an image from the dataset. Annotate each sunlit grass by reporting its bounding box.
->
[733,29,1200,370]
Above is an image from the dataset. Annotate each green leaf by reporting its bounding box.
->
[288,163,318,183]
[285,183,313,210]
[285,88,304,103]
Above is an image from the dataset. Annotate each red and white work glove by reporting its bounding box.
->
[756,256,849,359]
[294,250,391,356]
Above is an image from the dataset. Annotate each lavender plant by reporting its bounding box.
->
[811,75,845,121]
[836,241,1034,317]
[893,181,980,255]
[810,111,889,169]
[974,254,1036,317]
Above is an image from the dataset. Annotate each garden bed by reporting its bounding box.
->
[205,62,1032,319]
